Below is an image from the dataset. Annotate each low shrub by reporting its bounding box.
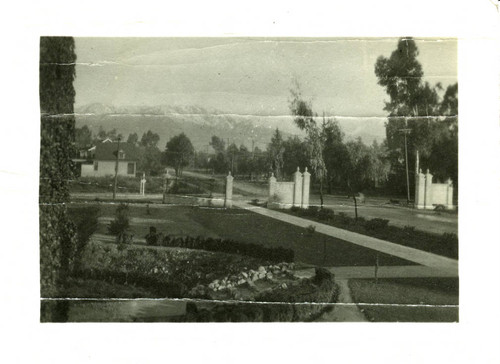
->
[306,225,316,235]
[317,208,335,222]
[364,218,390,231]
[160,235,294,263]
[337,212,354,226]
[307,206,319,215]
[145,226,162,246]
[108,204,130,236]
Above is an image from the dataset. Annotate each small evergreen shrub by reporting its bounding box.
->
[364,218,390,231]
[108,203,130,236]
[306,225,316,235]
[317,208,334,222]
[307,206,319,215]
[337,212,354,226]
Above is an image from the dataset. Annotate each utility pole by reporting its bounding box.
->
[399,128,411,205]
[112,136,121,200]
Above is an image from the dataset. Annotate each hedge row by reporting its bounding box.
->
[145,233,294,263]
[288,206,458,259]
[184,268,338,322]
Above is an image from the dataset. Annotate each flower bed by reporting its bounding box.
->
[73,240,271,298]
[184,268,339,322]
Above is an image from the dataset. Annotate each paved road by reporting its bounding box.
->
[183,171,458,235]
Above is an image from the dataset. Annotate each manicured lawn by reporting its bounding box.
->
[281,207,458,259]
[187,206,413,267]
[88,203,219,239]
[349,277,459,322]
[87,202,414,267]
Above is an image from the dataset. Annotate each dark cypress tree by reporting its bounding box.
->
[39,37,77,321]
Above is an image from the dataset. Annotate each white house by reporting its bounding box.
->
[80,141,139,177]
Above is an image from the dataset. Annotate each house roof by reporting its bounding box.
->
[94,142,140,161]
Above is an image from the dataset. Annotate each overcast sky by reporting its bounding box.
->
[74,37,457,118]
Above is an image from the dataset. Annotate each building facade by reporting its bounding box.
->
[80,141,139,177]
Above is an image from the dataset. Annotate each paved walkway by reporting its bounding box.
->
[233,201,458,276]
[294,265,457,280]
[315,279,367,322]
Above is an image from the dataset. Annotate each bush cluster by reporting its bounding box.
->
[145,232,294,263]
[364,218,390,231]
[108,203,130,236]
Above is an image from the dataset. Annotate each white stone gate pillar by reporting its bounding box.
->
[224,172,234,208]
[424,169,433,209]
[446,178,454,210]
[268,173,277,200]
[415,169,426,209]
[301,167,310,209]
[293,167,303,207]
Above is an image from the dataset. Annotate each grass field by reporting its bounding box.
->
[85,203,415,267]
[349,277,459,322]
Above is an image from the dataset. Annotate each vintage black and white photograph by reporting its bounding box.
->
[39,36,459,323]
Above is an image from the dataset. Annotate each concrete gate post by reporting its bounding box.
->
[446,178,454,210]
[293,167,303,207]
[301,167,310,209]
[268,173,277,200]
[415,169,426,209]
[424,169,433,210]
[224,171,234,208]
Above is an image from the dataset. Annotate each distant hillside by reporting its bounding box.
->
[75,103,386,150]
